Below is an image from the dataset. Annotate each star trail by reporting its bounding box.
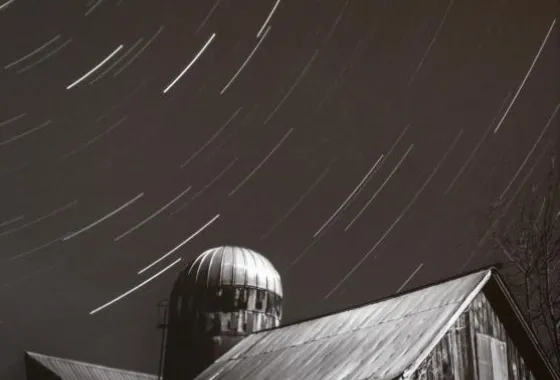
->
[0,0,557,378]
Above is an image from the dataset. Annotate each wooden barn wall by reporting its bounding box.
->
[468,292,535,380]
[411,292,536,380]
[411,312,473,380]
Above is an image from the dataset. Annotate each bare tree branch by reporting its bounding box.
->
[487,146,560,370]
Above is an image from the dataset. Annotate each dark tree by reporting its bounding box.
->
[488,147,560,371]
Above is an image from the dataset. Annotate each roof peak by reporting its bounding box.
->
[267,266,500,332]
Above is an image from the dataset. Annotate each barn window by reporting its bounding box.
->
[476,333,508,380]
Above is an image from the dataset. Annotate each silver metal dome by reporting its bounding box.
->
[183,246,282,297]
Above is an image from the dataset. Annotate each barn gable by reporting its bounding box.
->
[194,268,558,380]
[411,291,542,380]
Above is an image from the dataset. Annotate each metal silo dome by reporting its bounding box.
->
[183,246,283,298]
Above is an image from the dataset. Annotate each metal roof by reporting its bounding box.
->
[194,269,493,380]
[181,246,283,297]
[26,352,158,380]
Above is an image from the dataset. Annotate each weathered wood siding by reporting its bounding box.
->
[411,292,536,380]
[411,312,473,380]
[468,292,535,380]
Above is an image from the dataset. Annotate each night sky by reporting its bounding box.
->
[0,0,558,378]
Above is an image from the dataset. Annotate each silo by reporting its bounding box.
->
[162,246,283,380]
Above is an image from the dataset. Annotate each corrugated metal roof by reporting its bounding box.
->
[195,269,493,380]
[26,352,158,380]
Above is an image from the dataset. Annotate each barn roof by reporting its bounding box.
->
[25,351,158,380]
[194,268,558,380]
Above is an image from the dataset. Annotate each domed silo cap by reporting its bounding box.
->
[183,246,283,297]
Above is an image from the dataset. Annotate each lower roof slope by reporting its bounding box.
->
[25,352,158,380]
[195,270,493,380]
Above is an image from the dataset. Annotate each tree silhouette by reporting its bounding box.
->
[488,147,560,371]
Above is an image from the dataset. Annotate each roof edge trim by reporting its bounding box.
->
[258,264,502,335]
[25,351,158,378]
[401,269,493,378]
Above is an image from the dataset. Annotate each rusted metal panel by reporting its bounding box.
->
[26,352,158,380]
[194,270,491,380]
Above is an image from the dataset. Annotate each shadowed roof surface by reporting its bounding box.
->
[194,270,493,380]
[26,352,158,380]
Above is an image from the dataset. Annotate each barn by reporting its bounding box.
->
[24,267,559,380]
[192,268,558,380]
